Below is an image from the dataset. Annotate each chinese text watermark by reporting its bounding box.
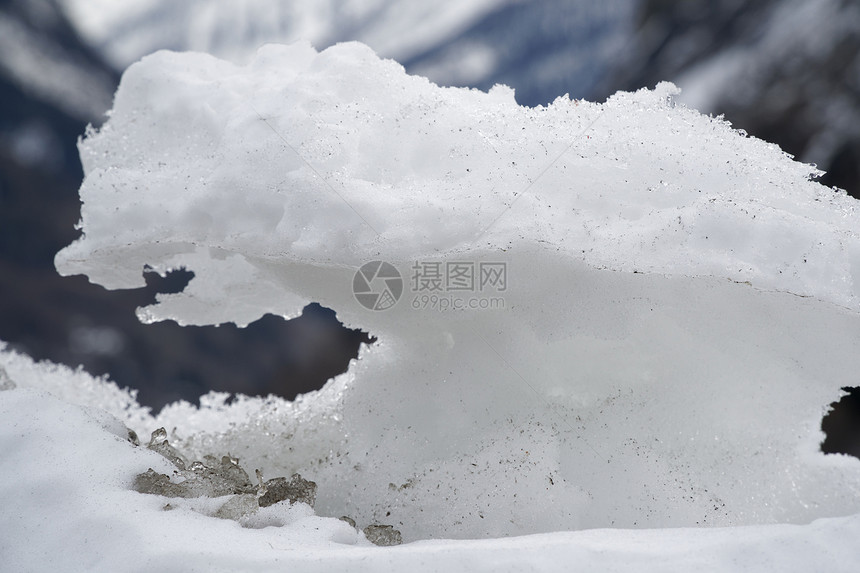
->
[353,260,508,311]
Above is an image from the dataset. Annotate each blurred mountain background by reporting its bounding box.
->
[0,0,857,454]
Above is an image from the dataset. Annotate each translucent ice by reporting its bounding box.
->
[0,366,14,391]
[133,468,189,498]
[258,473,317,508]
[363,524,403,547]
[146,427,187,470]
[135,434,256,500]
[214,493,258,520]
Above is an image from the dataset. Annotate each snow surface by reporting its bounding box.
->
[2,356,860,572]
[4,40,860,569]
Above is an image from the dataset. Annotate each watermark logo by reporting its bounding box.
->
[354,260,507,312]
[353,261,403,311]
[410,261,507,293]
[410,261,507,312]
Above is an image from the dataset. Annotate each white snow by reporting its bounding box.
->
[4,40,860,569]
[2,359,860,572]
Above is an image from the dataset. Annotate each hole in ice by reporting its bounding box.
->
[133,303,375,412]
[11,262,375,414]
[142,265,194,295]
[821,387,860,459]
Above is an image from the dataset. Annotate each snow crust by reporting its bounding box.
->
[5,40,860,568]
[57,42,860,313]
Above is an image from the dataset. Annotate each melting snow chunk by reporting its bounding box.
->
[1,38,859,569]
[47,41,860,540]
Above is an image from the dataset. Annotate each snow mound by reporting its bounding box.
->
[36,40,860,547]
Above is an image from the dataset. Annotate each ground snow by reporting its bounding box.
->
[1,367,859,571]
[3,41,860,569]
